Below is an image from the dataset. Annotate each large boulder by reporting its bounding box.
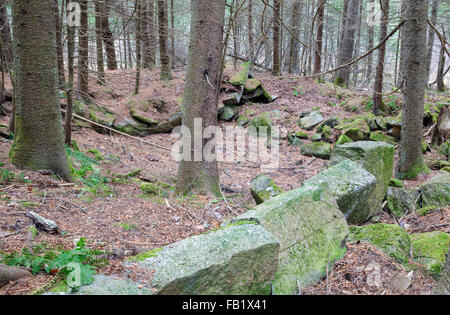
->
[348,224,411,264]
[385,187,420,218]
[433,248,449,295]
[411,231,450,279]
[250,174,283,205]
[303,159,377,224]
[113,117,149,136]
[330,141,395,218]
[419,172,450,208]
[89,106,116,133]
[232,183,349,295]
[298,111,324,130]
[130,223,279,295]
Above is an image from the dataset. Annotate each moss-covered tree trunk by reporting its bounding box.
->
[10,0,72,181]
[176,0,225,196]
[396,0,429,180]
[158,0,172,80]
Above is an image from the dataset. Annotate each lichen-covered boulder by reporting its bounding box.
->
[419,172,450,208]
[369,131,399,145]
[411,231,450,278]
[250,174,283,205]
[89,106,116,133]
[348,224,411,264]
[336,118,370,141]
[223,93,242,106]
[131,223,279,295]
[301,142,331,160]
[385,187,420,218]
[130,109,158,126]
[336,134,353,145]
[113,117,149,136]
[229,62,250,86]
[303,159,377,224]
[244,78,262,93]
[232,183,349,295]
[298,111,324,130]
[330,141,395,218]
[219,105,239,122]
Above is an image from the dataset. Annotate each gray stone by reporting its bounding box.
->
[223,93,242,106]
[419,172,450,208]
[303,159,377,224]
[219,106,239,122]
[299,111,324,130]
[301,142,332,160]
[386,187,420,218]
[232,183,349,295]
[132,224,280,295]
[250,174,283,205]
[330,141,395,218]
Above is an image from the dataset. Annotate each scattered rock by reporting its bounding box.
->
[433,248,449,295]
[385,187,420,218]
[419,172,450,208]
[411,231,450,278]
[219,105,239,122]
[298,111,324,130]
[250,174,283,205]
[233,183,349,295]
[304,159,377,224]
[348,224,411,264]
[301,142,332,160]
[26,212,58,234]
[369,131,399,145]
[330,141,395,218]
[391,272,413,292]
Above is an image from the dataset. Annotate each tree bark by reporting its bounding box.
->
[95,0,106,85]
[158,0,172,80]
[135,0,142,95]
[426,0,439,85]
[397,0,429,180]
[66,16,75,145]
[373,0,389,115]
[289,0,301,74]
[313,0,325,75]
[176,0,225,196]
[10,0,72,181]
[102,0,118,70]
[0,265,31,288]
[54,0,65,88]
[436,41,446,92]
[77,0,89,102]
[272,0,281,76]
[366,0,375,80]
[0,0,13,72]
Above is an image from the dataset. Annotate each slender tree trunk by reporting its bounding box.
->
[366,0,375,80]
[158,0,172,80]
[102,0,118,70]
[289,0,301,74]
[148,0,157,66]
[373,0,389,115]
[66,17,75,145]
[77,0,89,102]
[95,0,106,85]
[248,0,253,64]
[436,42,446,92]
[335,0,359,87]
[397,0,429,180]
[272,0,281,76]
[426,0,439,85]
[170,0,175,68]
[313,0,325,75]
[0,0,13,72]
[10,0,72,181]
[141,0,152,68]
[135,0,142,94]
[176,0,225,196]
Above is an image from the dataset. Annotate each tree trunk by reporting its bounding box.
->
[397,0,429,180]
[272,0,281,76]
[313,0,325,75]
[373,0,389,115]
[142,0,153,68]
[10,0,72,181]
[289,0,301,74]
[77,0,89,102]
[335,0,360,87]
[366,0,375,80]
[176,0,225,196]
[135,0,142,95]
[426,0,439,85]
[158,0,172,80]
[436,42,446,92]
[170,0,175,68]
[95,0,106,85]
[0,265,31,288]
[0,0,13,72]
[54,0,65,88]
[248,0,253,64]
[66,16,75,145]
[102,0,118,70]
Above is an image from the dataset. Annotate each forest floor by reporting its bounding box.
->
[0,68,448,295]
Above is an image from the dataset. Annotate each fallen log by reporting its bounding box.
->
[26,212,59,234]
[0,265,32,287]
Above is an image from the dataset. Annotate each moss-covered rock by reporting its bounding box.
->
[233,183,349,294]
[229,62,251,86]
[141,182,160,195]
[432,248,449,295]
[389,178,405,188]
[248,113,272,137]
[222,93,242,106]
[304,159,377,224]
[369,131,399,145]
[411,231,450,278]
[244,78,262,93]
[317,117,339,133]
[417,206,438,216]
[250,174,283,205]
[336,134,353,145]
[311,133,322,142]
[130,109,158,126]
[348,224,411,264]
[336,118,370,141]
[330,141,395,218]
[386,187,420,218]
[219,105,239,122]
[236,115,250,127]
[419,172,450,208]
[89,106,116,133]
[321,125,333,141]
[301,142,332,160]
[113,117,149,136]
[128,223,280,294]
